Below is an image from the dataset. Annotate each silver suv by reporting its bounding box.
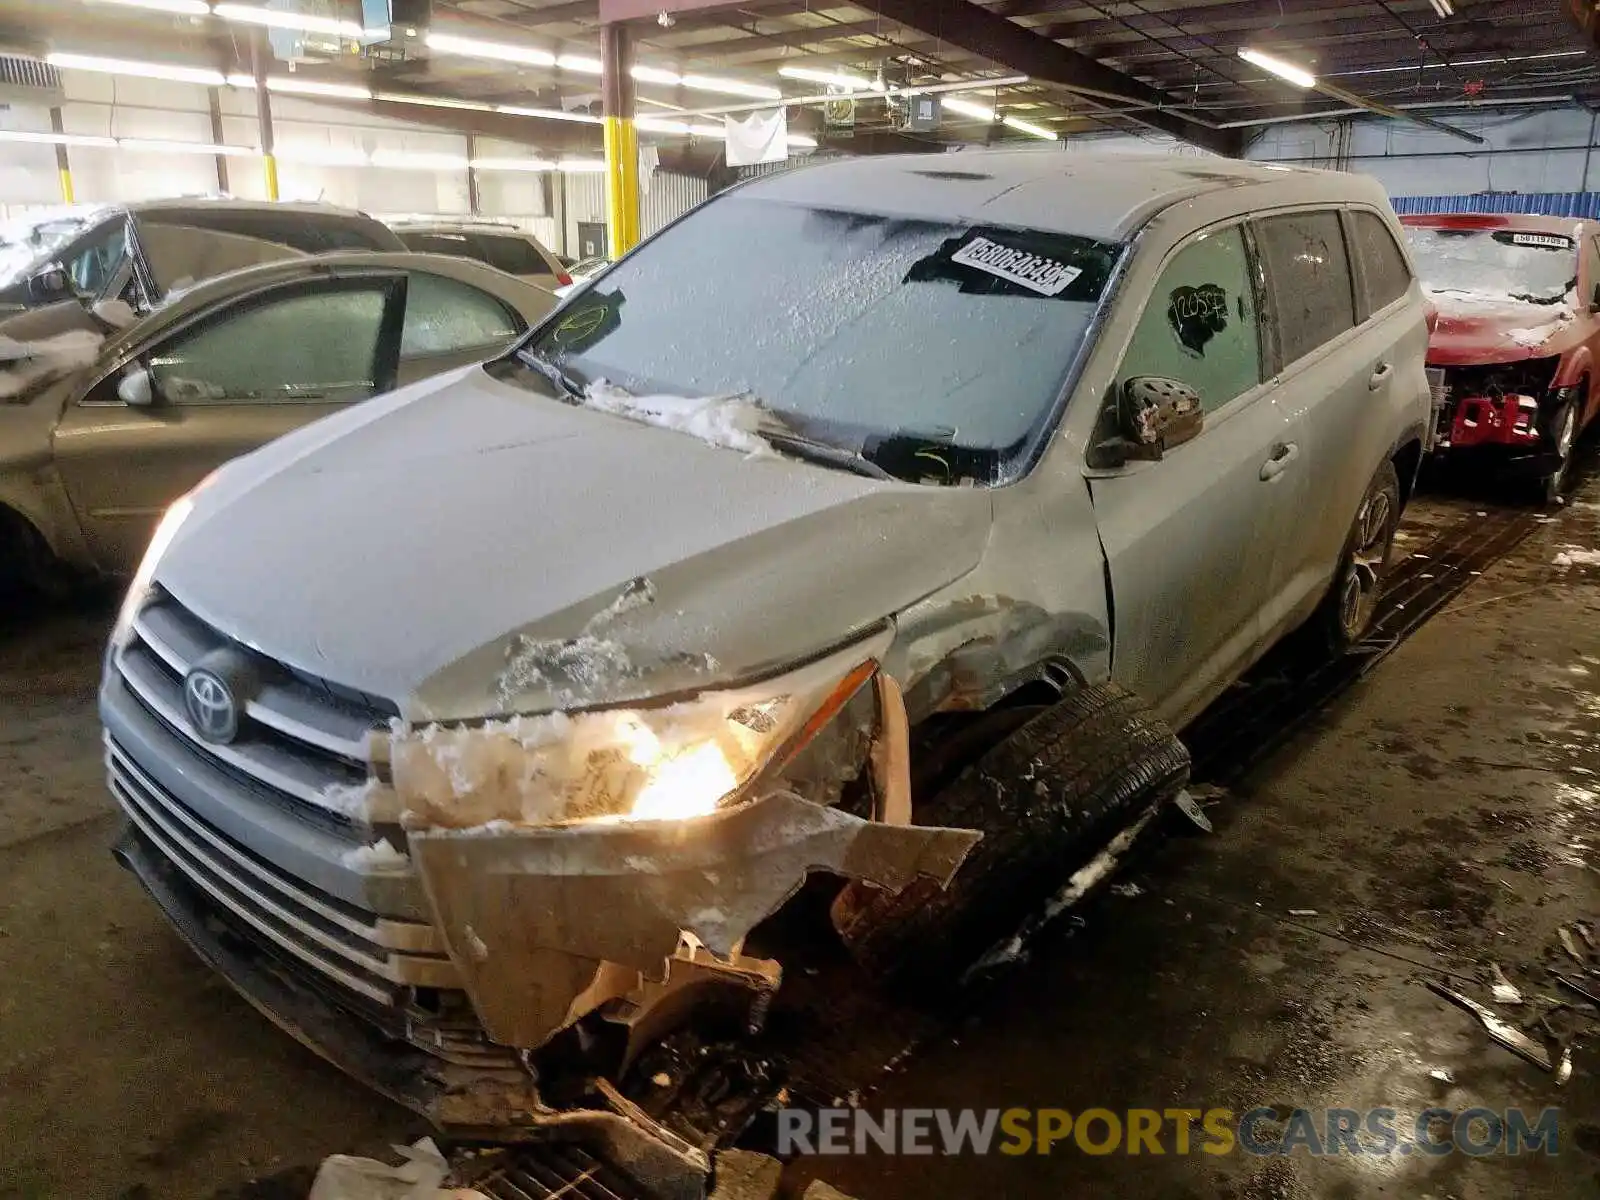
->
[102,150,1430,1183]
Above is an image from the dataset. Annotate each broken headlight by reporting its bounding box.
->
[381,627,892,830]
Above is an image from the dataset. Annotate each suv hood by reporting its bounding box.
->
[157,366,994,722]
[1425,288,1586,366]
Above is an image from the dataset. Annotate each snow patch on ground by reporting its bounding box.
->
[1554,547,1600,568]
[339,839,410,873]
[585,380,774,457]
[0,329,103,399]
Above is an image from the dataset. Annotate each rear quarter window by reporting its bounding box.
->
[471,233,557,279]
[1348,211,1413,315]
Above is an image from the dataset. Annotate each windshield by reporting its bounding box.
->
[512,196,1122,484]
[0,211,93,292]
[1406,226,1578,305]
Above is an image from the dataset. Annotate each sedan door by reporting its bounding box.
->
[52,272,406,573]
[1088,222,1309,728]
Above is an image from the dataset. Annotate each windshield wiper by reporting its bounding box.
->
[759,427,896,482]
[517,346,584,400]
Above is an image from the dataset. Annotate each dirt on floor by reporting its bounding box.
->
[1,475,1598,1199]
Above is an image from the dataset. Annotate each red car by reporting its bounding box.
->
[1401,213,1597,501]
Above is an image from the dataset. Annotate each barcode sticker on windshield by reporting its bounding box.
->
[951,236,1083,296]
[1510,233,1573,250]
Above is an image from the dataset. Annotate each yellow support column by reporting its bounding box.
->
[49,108,74,204]
[251,34,279,200]
[600,22,640,257]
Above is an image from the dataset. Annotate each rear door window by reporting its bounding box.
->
[471,233,555,279]
[399,230,488,265]
[1254,211,1357,367]
[401,271,521,356]
[1116,224,1264,415]
[1348,210,1413,316]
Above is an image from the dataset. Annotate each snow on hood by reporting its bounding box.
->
[1426,286,1581,364]
[156,366,994,721]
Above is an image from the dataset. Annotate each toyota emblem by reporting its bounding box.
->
[183,667,240,744]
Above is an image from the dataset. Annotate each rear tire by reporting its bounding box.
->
[0,510,76,604]
[1310,459,1401,657]
[832,683,1189,990]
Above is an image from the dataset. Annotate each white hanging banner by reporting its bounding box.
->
[724,108,789,167]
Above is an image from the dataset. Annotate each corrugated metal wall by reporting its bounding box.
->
[643,170,708,238]
[1389,192,1600,220]
[558,169,708,256]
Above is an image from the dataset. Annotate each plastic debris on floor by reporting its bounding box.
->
[307,1139,482,1200]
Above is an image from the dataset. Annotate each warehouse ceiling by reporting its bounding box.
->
[1,0,1597,158]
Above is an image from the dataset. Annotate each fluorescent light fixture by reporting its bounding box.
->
[681,74,781,99]
[371,149,469,170]
[943,96,996,121]
[558,158,607,172]
[637,116,691,135]
[376,91,496,111]
[471,157,558,172]
[1002,114,1057,140]
[1238,47,1316,89]
[496,104,602,124]
[688,123,726,138]
[425,31,556,67]
[214,3,366,39]
[226,73,374,99]
[557,54,603,74]
[0,129,118,148]
[47,52,225,87]
[631,65,682,86]
[120,138,255,155]
[778,65,870,91]
[94,0,209,14]
[1429,0,1454,15]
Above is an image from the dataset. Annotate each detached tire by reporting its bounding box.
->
[833,683,1189,989]
[1311,459,1401,657]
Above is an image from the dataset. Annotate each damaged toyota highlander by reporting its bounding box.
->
[102,151,1430,1194]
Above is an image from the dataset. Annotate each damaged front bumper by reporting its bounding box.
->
[107,629,980,1198]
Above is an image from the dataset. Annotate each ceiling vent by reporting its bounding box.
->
[0,54,64,106]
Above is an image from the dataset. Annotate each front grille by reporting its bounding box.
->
[107,733,455,1005]
[109,590,469,1015]
[119,591,390,830]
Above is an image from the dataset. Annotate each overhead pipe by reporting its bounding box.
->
[1222,94,1575,129]
[1310,78,1484,144]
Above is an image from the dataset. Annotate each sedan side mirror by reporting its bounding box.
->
[1115,375,1204,462]
[27,263,71,304]
[117,365,154,407]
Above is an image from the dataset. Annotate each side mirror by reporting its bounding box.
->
[1590,282,1600,314]
[117,366,154,407]
[27,264,70,303]
[1113,376,1204,462]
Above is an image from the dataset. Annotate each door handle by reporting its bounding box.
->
[1260,441,1300,481]
[1368,361,1394,391]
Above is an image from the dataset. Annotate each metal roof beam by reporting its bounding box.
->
[854,0,1242,153]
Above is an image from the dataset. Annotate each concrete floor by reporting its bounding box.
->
[2,477,1598,1199]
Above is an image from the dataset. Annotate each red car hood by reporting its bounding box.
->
[1425,289,1586,367]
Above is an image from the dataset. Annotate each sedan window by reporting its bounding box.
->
[401,271,520,357]
[149,286,387,405]
[65,222,129,296]
[1116,225,1264,415]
